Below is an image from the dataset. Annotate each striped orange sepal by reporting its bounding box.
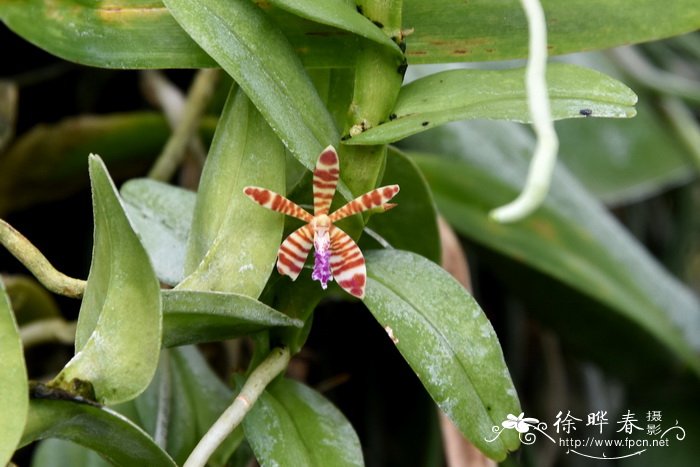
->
[243,145,399,298]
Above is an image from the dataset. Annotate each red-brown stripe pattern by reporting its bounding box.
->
[329,225,366,298]
[243,186,313,222]
[313,145,340,216]
[277,224,314,280]
[329,185,400,223]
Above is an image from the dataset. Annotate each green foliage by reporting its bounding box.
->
[49,156,162,405]
[243,378,364,467]
[364,250,521,460]
[0,280,28,466]
[1,0,698,466]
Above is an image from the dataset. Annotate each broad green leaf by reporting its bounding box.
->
[180,89,284,296]
[0,280,28,466]
[20,396,176,467]
[0,0,214,69]
[162,0,339,171]
[406,120,700,375]
[360,147,441,263]
[401,0,700,64]
[268,0,402,56]
[122,179,196,286]
[3,1,697,68]
[162,290,302,347]
[52,155,162,405]
[345,63,637,145]
[362,250,520,461]
[244,378,364,467]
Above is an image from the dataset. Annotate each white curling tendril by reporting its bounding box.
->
[490,0,559,223]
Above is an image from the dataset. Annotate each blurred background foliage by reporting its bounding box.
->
[1,3,700,466]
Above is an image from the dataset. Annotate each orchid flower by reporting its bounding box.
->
[244,146,399,298]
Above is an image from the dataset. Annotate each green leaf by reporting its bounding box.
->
[4,1,697,68]
[345,63,637,145]
[20,396,176,467]
[0,280,28,466]
[362,249,520,461]
[0,0,214,69]
[244,378,364,467]
[268,0,402,55]
[121,179,196,286]
[180,89,284,297]
[162,290,302,347]
[401,0,700,63]
[162,0,339,170]
[52,155,162,405]
[361,147,441,263]
[406,120,700,375]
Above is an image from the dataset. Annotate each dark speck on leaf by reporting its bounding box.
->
[399,41,407,53]
[579,108,593,117]
[389,113,397,120]
[341,135,350,141]
[421,121,429,127]
[356,5,363,14]
[372,20,384,28]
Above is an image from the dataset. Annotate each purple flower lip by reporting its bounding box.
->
[312,230,332,289]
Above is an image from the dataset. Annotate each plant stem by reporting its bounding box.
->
[183,347,290,467]
[490,0,559,223]
[0,219,85,298]
[20,318,76,348]
[148,68,220,181]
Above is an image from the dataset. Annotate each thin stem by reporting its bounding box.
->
[20,318,76,348]
[148,68,220,181]
[184,347,290,467]
[609,46,700,104]
[0,219,86,298]
[660,96,700,172]
[490,0,559,223]
[154,349,172,449]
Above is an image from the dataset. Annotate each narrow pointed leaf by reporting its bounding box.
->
[180,89,284,296]
[363,249,521,461]
[407,120,700,375]
[267,0,402,55]
[347,64,637,145]
[52,155,162,405]
[162,0,339,170]
[244,378,363,467]
[0,280,28,466]
[162,290,302,347]
[122,179,196,286]
[20,397,176,467]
